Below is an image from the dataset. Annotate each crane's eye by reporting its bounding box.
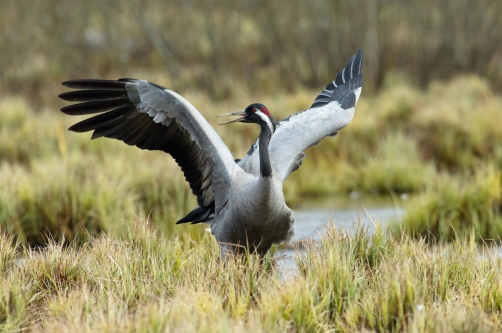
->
[252,108,257,113]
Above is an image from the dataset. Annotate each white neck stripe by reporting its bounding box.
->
[256,110,274,133]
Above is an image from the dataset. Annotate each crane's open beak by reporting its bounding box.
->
[217,110,247,125]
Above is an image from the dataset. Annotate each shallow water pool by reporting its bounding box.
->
[278,195,406,277]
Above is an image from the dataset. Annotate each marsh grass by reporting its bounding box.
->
[398,166,502,242]
[1,219,501,332]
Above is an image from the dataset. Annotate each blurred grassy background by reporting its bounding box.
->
[1,0,502,245]
[3,0,502,102]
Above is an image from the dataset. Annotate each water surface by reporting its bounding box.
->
[277,195,406,277]
[291,195,406,241]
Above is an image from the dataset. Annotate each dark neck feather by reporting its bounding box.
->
[258,123,273,177]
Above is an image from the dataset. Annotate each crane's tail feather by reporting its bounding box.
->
[176,205,214,224]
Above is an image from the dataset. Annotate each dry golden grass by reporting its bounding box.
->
[1,220,501,332]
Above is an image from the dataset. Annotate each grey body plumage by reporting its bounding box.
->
[59,49,364,257]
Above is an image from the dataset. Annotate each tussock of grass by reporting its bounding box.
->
[398,166,502,242]
[0,234,18,274]
[411,77,502,170]
[1,219,501,332]
[357,132,435,194]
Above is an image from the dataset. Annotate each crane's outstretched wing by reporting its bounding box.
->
[238,49,363,181]
[59,79,236,218]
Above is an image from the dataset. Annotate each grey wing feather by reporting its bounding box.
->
[59,79,236,216]
[238,49,364,181]
[237,141,260,176]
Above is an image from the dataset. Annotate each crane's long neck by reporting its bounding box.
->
[259,123,273,177]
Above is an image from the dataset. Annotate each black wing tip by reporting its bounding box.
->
[62,79,107,87]
[60,104,78,114]
[61,79,130,90]
[309,48,364,109]
[343,49,364,82]
[118,78,139,82]
[354,49,364,76]
[61,79,79,88]
[58,90,128,103]
[67,124,84,133]
[339,48,364,85]
[58,92,71,101]
[59,98,130,116]
[58,90,95,102]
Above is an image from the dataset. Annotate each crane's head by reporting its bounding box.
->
[218,103,276,132]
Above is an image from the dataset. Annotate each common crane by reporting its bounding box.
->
[59,49,363,256]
